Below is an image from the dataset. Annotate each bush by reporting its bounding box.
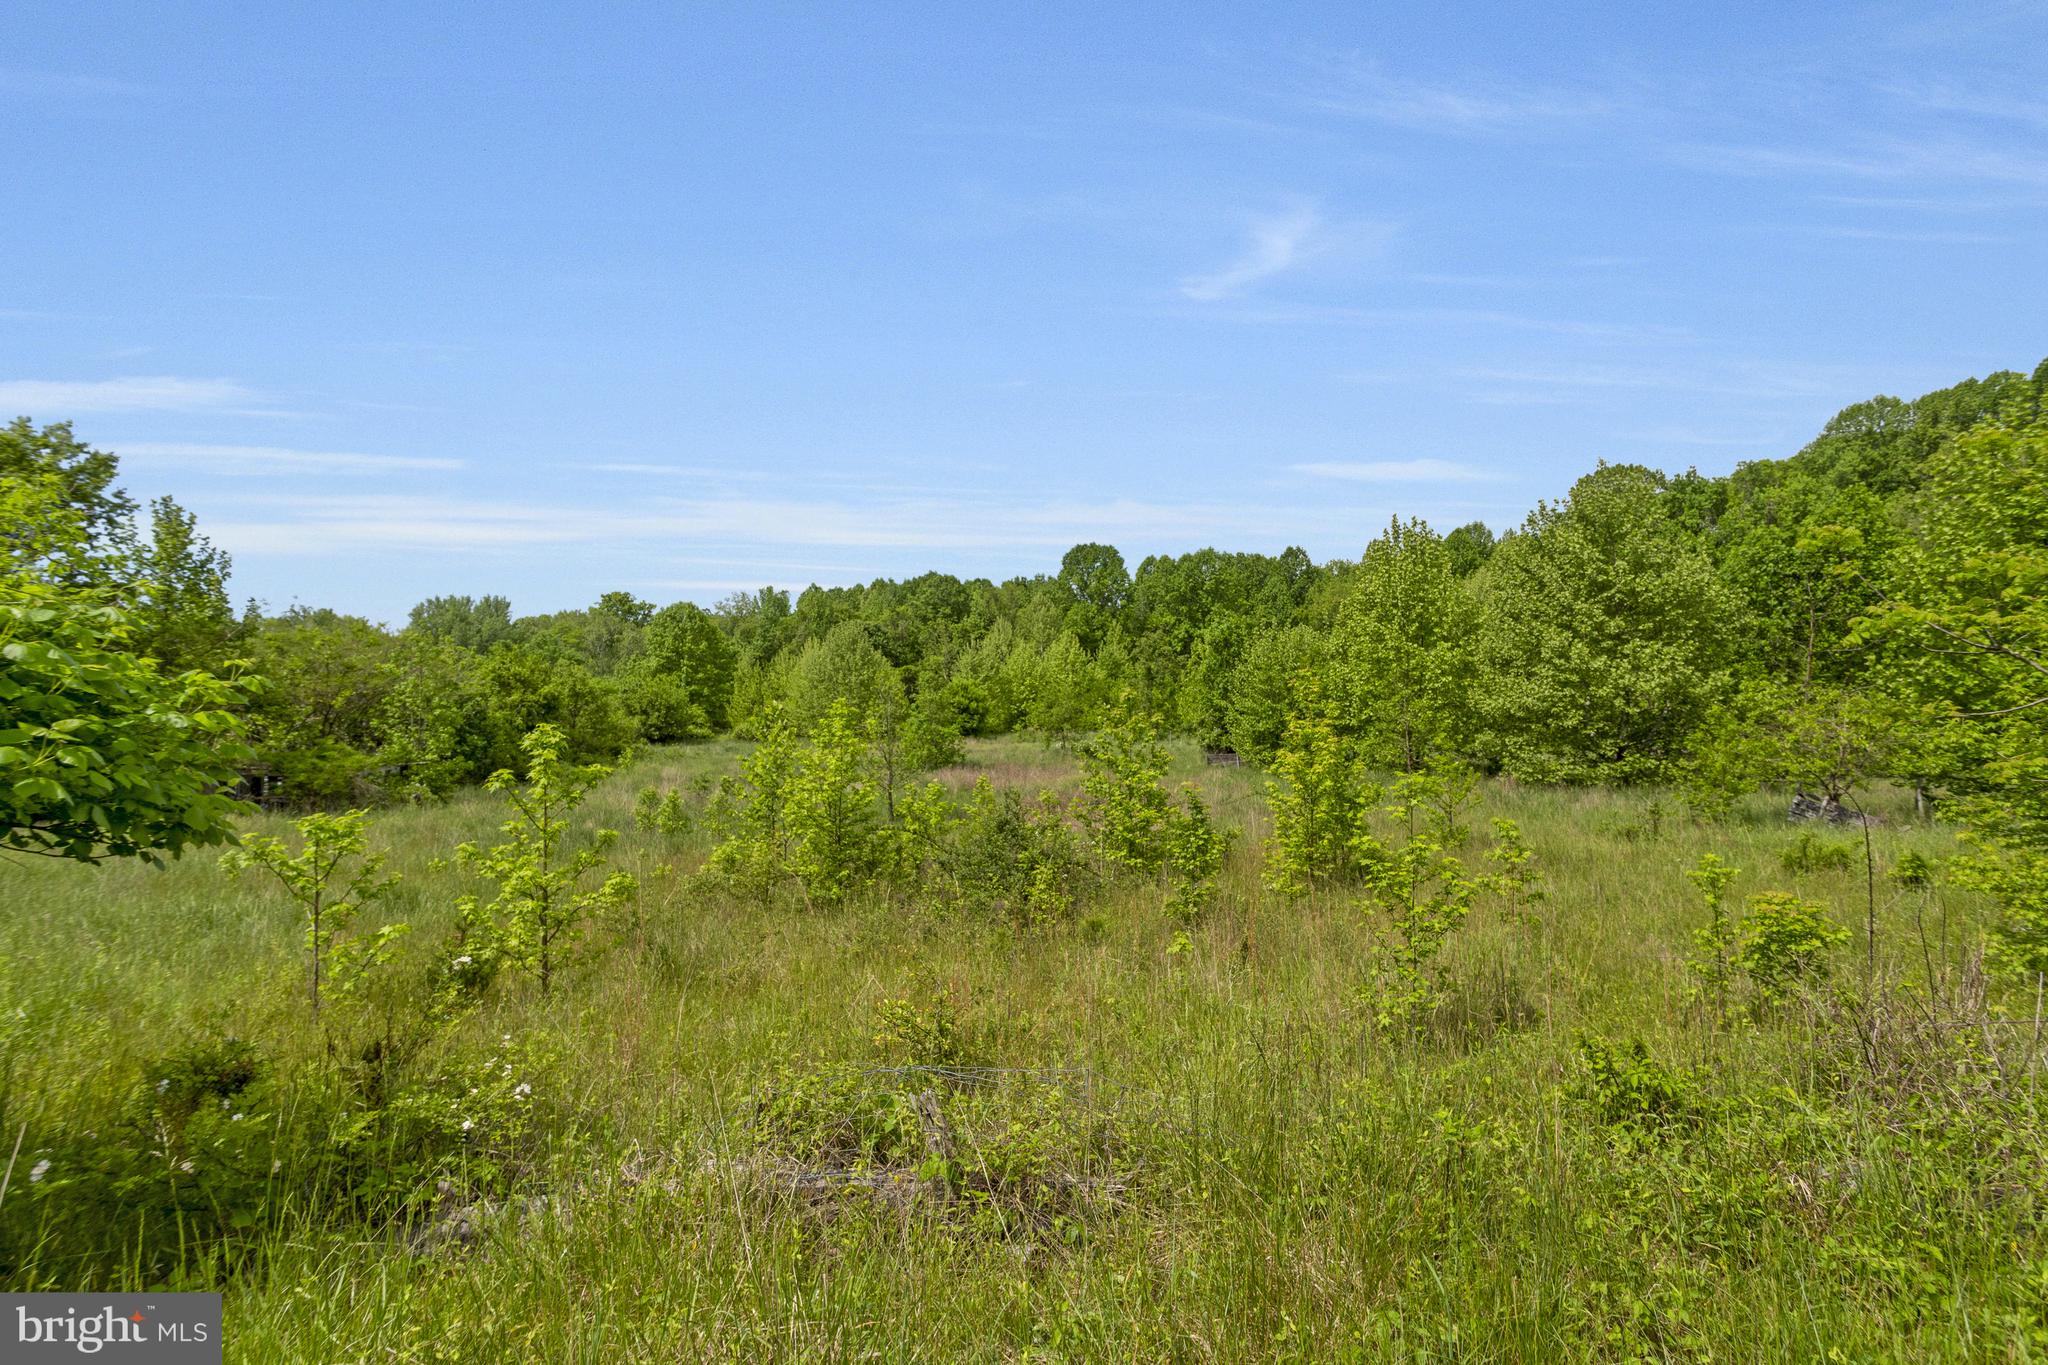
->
[1736,891,1850,1002]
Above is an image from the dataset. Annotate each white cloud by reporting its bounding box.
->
[116,442,463,474]
[196,489,1473,559]
[0,376,271,415]
[1291,459,1483,483]
[1178,203,1323,301]
[1307,61,1611,134]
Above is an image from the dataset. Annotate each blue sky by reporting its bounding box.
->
[4,2,2044,624]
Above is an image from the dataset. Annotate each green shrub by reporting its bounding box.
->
[1736,891,1850,1001]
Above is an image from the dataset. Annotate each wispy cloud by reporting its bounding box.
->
[115,443,463,474]
[196,489,1466,558]
[1178,203,1325,301]
[1679,137,2048,186]
[1305,59,1611,134]
[0,376,273,415]
[1292,459,1483,483]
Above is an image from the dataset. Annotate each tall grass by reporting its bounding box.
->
[2,737,2040,1361]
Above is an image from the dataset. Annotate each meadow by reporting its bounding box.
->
[2,734,2038,1363]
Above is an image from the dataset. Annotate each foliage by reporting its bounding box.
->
[1734,891,1850,1002]
[1334,518,1476,771]
[1476,465,1741,783]
[1780,831,1855,875]
[1263,703,1374,897]
[220,810,405,1015]
[1682,854,1741,1016]
[1,476,253,863]
[1575,1035,1701,1132]
[454,725,637,996]
[1358,831,1477,1030]
[1076,699,1173,874]
[1163,783,1230,922]
[705,706,800,899]
[784,701,881,905]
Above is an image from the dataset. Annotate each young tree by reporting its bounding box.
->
[785,700,881,905]
[1334,518,1477,771]
[1264,699,1375,898]
[1077,698,1173,874]
[220,810,404,1015]
[455,724,636,997]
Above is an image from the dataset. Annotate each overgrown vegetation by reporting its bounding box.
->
[4,360,2048,1357]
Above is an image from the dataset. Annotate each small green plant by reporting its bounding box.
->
[705,704,800,900]
[1163,783,1231,923]
[220,809,404,1015]
[784,700,881,905]
[1077,698,1173,875]
[1480,818,1546,924]
[1264,708,1374,898]
[1683,853,1741,1017]
[631,784,692,837]
[873,969,971,1067]
[1576,1035,1700,1132]
[1359,834,1476,1030]
[1388,755,1482,846]
[1735,891,1850,1003]
[454,724,636,997]
[1780,830,1855,875]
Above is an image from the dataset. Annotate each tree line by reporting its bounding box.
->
[3,358,2044,882]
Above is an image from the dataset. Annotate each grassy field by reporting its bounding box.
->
[2,736,2042,1362]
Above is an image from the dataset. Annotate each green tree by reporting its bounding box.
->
[1264,702,1374,898]
[0,418,134,551]
[1475,465,1741,782]
[126,496,237,673]
[1335,518,1476,771]
[785,700,880,905]
[1077,699,1173,874]
[1,475,252,863]
[220,809,404,1015]
[455,724,636,997]
[1854,405,2048,981]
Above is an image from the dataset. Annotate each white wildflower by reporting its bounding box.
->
[230,1113,243,1122]
[28,1159,49,1183]
[460,1119,475,1133]
[512,1083,531,1098]
[452,955,472,968]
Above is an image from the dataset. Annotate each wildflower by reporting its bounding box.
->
[157,1078,170,1093]
[231,1113,244,1122]
[460,1119,475,1133]
[453,955,473,968]
[512,1082,531,1098]
[28,1159,49,1183]
[178,1160,195,1174]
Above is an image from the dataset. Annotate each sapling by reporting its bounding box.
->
[1735,891,1850,1004]
[221,809,404,1016]
[1264,709,1374,898]
[455,724,636,998]
[1683,853,1740,1019]
[784,699,881,905]
[1077,698,1173,875]
[1359,835,1476,1030]
[1480,818,1545,926]
[1163,783,1231,923]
